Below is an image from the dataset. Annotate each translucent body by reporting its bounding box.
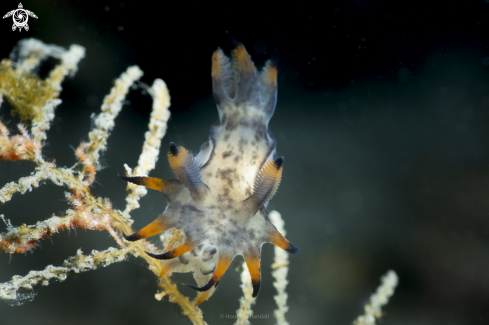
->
[122,43,298,303]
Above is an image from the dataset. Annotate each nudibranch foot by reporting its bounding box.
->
[185,254,233,292]
[145,238,197,260]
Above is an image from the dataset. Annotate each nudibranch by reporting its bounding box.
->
[121,43,298,304]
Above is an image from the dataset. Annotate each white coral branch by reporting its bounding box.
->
[235,261,256,325]
[0,162,81,204]
[353,270,399,325]
[235,260,256,325]
[124,79,171,214]
[138,79,171,175]
[10,39,86,144]
[31,44,85,144]
[47,44,86,86]
[269,210,291,325]
[30,98,61,146]
[0,39,208,324]
[234,211,290,325]
[0,163,53,204]
[12,39,65,72]
[85,66,143,168]
[0,247,125,301]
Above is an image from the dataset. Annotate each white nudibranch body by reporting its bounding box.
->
[122,43,298,304]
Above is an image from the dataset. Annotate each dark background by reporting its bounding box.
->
[1,1,489,324]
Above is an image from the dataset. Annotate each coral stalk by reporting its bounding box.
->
[124,78,171,215]
[235,260,256,325]
[269,210,291,325]
[352,270,399,325]
[83,65,143,173]
[0,247,126,301]
[0,39,207,324]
